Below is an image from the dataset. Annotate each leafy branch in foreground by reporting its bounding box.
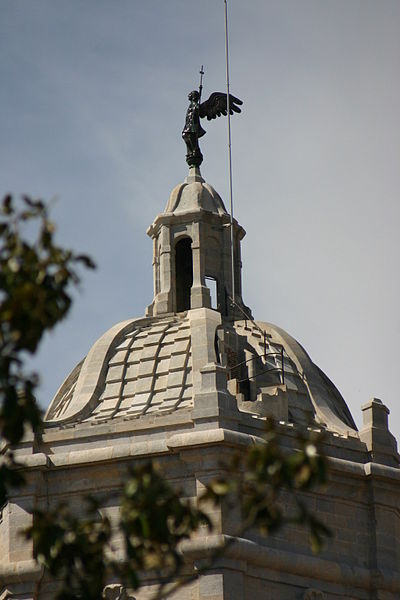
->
[26,423,330,600]
[27,463,213,600]
[206,421,331,553]
[0,195,95,504]
[29,498,111,600]
[159,421,331,600]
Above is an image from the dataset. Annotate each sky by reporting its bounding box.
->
[1,0,400,442]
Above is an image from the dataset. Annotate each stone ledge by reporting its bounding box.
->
[180,534,400,593]
[8,433,400,483]
[2,453,50,470]
[364,461,400,480]
[5,429,260,471]
[167,428,262,450]
[328,456,400,481]
[0,560,42,584]
[49,439,169,467]
[42,407,193,442]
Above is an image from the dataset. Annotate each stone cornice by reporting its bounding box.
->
[180,534,400,593]
[5,429,400,483]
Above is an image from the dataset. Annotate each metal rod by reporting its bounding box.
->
[224,0,235,313]
[231,351,283,371]
[227,294,266,337]
[237,367,283,385]
[199,65,204,101]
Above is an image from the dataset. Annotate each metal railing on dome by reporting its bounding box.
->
[227,296,285,386]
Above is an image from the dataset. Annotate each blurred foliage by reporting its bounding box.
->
[0,195,95,504]
[28,498,111,600]
[28,463,213,600]
[205,421,330,554]
[27,426,329,600]
[0,195,330,599]
[118,463,212,590]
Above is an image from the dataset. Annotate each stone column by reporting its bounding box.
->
[189,308,239,429]
[153,225,173,315]
[191,222,211,309]
[360,398,399,467]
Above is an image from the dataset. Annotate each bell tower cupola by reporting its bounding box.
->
[146,166,251,319]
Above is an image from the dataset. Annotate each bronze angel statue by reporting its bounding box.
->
[182,89,243,167]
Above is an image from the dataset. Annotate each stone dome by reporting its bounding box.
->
[164,167,228,216]
[45,312,356,437]
[44,168,360,438]
[45,315,193,425]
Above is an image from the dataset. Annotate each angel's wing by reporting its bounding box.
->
[199,92,243,120]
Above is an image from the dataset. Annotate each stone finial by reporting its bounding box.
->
[185,165,205,184]
[361,397,389,429]
[360,397,400,467]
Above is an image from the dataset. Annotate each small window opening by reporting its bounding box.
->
[214,331,221,364]
[175,238,193,312]
[205,276,218,310]
[239,378,251,400]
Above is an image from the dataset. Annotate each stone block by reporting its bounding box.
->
[199,572,224,598]
[155,357,170,375]
[140,345,159,360]
[170,339,191,354]
[106,364,124,382]
[158,343,175,357]
[129,392,150,410]
[101,382,121,399]
[134,377,152,394]
[238,385,288,420]
[154,374,168,391]
[125,363,138,379]
[360,398,400,467]
[169,352,188,371]
[138,360,156,377]
[167,370,184,388]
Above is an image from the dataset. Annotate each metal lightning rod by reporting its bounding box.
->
[224,0,236,313]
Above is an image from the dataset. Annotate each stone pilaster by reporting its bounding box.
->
[189,308,239,429]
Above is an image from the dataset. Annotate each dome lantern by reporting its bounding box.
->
[146,166,251,319]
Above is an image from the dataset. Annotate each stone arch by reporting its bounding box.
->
[175,236,193,312]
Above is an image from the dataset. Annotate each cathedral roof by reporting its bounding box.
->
[45,315,193,424]
[44,168,359,440]
[45,313,357,436]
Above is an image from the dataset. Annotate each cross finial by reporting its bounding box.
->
[199,65,204,101]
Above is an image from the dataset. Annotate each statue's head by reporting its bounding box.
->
[188,90,200,103]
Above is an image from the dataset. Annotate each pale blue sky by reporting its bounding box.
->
[1,1,400,440]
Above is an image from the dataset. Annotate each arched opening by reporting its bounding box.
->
[175,237,193,312]
[205,276,218,310]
